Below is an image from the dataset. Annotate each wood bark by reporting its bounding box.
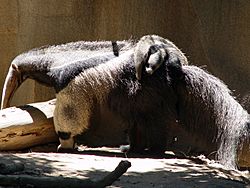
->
[0,99,58,151]
[0,160,131,188]
[0,162,24,175]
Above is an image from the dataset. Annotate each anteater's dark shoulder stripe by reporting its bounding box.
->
[112,41,119,56]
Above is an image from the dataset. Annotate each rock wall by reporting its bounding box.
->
[1,0,250,106]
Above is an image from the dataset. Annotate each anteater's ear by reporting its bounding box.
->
[167,56,184,80]
[134,43,168,80]
[145,44,168,75]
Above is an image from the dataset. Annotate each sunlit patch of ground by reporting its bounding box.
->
[0,147,249,187]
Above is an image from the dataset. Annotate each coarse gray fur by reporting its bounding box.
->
[165,64,250,169]
[1,35,179,151]
[134,35,188,80]
[54,44,249,169]
[54,48,181,153]
[1,40,135,109]
[2,35,248,170]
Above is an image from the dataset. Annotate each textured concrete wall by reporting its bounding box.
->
[1,0,250,106]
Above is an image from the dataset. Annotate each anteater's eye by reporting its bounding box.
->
[149,45,159,54]
[151,65,157,70]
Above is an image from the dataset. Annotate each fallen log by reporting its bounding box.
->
[0,99,249,168]
[0,160,131,188]
[0,161,24,175]
[0,99,58,150]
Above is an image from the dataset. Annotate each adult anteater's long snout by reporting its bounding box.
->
[1,64,22,109]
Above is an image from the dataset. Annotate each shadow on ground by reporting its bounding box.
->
[0,147,249,188]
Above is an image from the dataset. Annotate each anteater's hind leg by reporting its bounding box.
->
[120,122,147,154]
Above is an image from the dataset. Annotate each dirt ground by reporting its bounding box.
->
[0,146,249,188]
